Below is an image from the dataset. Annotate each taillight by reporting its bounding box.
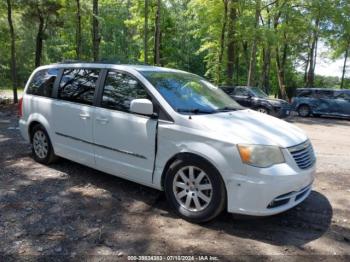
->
[18,97,23,117]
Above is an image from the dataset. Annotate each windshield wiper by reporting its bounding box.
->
[216,106,242,112]
[176,108,216,114]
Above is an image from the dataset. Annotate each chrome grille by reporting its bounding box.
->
[288,140,316,169]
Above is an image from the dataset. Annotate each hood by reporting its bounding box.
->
[189,109,307,148]
[264,98,289,105]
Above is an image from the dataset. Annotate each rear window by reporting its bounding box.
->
[26,68,59,97]
[58,68,100,105]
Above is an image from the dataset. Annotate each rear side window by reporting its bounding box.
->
[336,92,350,99]
[297,90,312,97]
[101,71,149,112]
[26,68,59,97]
[314,90,334,98]
[58,68,100,105]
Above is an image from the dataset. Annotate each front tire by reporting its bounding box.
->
[31,125,57,165]
[256,107,269,114]
[164,156,226,223]
[298,105,311,117]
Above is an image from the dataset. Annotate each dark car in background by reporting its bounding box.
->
[221,86,291,118]
[291,88,350,118]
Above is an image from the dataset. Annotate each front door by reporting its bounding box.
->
[93,70,157,185]
[52,68,101,166]
[233,87,252,107]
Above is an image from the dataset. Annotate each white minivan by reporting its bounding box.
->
[19,63,316,222]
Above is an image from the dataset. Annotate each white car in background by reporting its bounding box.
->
[19,63,316,222]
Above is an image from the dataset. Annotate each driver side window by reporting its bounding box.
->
[101,71,150,112]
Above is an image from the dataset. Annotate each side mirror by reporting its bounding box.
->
[130,98,154,116]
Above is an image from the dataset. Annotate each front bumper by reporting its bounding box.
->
[274,105,292,118]
[226,162,315,216]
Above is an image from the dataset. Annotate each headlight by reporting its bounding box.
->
[237,144,285,168]
[269,101,282,107]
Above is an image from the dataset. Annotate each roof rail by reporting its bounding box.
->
[57,59,151,65]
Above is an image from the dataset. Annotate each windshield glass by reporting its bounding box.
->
[141,71,242,114]
[250,87,268,98]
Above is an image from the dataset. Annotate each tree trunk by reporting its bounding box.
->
[275,50,287,99]
[247,0,261,87]
[306,16,319,87]
[304,49,310,84]
[76,0,82,59]
[273,0,287,100]
[259,8,271,94]
[260,47,271,94]
[35,13,44,67]
[275,42,288,99]
[340,42,349,89]
[226,0,237,85]
[92,0,100,62]
[6,0,18,103]
[144,0,149,64]
[217,0,228,84]
[154,0,161,65]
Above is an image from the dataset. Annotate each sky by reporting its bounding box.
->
[315,41,348,78]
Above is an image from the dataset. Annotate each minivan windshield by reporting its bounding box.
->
[250,87,268,98]
[141,71,243,114]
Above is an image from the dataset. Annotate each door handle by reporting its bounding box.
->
[79,113,90,119]
[96,117,109,124]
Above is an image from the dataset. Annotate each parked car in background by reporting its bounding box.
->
[221,86,291,118]
[292,88,350,118]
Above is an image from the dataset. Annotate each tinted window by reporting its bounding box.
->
[297,90,312,97]
[58,68,100,105]
[27,68,59,97]
[336,92,350,100]
[101,71,149,112]
[314,90,334,99]
[234,87,250,96]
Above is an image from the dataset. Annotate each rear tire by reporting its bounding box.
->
[164,156,226,223]
[256,107,269,114]
[298,105,311,117]
[31,124,57,165]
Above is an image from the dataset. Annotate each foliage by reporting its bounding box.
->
[1,0,349,96]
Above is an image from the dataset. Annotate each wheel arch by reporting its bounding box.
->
[27,114,51,142]
[160,152,226,191]
[297,103,312,115]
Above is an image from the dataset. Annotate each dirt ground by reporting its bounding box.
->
[0,104,349,261]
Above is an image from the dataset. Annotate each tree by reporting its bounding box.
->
[247,0,261,87]
[217,0,228,84]
[76,0,82,59]
[22,0,62,67]
[226,0,238,85]
[154,0,161,65]
[6,0,18,103]
[92,0,100,61]
[144,0,149,64]
[328,0,350,89]
[340,42,349,89]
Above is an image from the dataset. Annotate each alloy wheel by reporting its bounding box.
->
[257,107,268,114]
[33,130,49,159]
[172,165,213,212]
